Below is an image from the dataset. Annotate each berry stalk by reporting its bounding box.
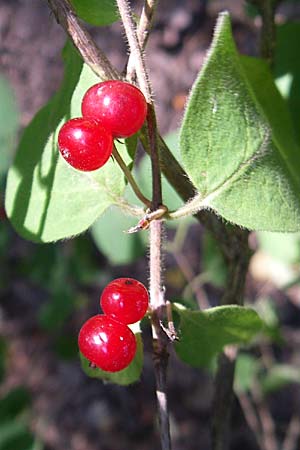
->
[112,145,151,208]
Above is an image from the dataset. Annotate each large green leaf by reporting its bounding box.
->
[175,305,263,368]
[80,330,143,385]
[5,43,129,242]
[70,0,119,26]
[180,12,300,232]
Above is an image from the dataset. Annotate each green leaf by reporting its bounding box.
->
[80,331,143,385]
[180,12,300,232]
[234,353,259,393]
[0,76,19,177]
[175,305,263,368]
[261,364,300,395]
[70,0,119,26]
[91,205,147,265]
[5,43,129,243]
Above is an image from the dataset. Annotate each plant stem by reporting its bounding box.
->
[115,3,170,449]
[47,0,119,79]
[126,0,158,82]
[116,0,163,209]
[249,0,278,65]
[212,3,278,447]
[282,413,300,450]
[116,0,152,102]
[251,382,278,450]
[149,219,171,450]
[258,0,277,66]
[112,145,151,208]
[211,229,251,450]
[238,392,263,448]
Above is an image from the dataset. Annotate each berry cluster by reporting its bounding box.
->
[78,278,149,372]
[58,80,148,172]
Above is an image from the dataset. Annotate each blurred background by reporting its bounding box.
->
[1,1,300,449]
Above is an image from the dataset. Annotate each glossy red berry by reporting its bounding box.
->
[100,278,149,325]
[58,117,113,171]
[81,80,148,138]
[78,315,137,372]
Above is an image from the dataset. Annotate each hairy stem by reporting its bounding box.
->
[112,145,151,208]
[127,0,158,82]
[249,0,279,65]
[116,0,152,101]
[116,0,163,209]
[259,0,277,65]
[47,0,118,79]
[115,2,170,448]
[149,219,171,450]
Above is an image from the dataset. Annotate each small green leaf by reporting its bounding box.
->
[70,0,119,26]
[175,305,263,368]
[80,332,143,385]
[5,42,129,242]
[180,12,300,232]
[234,354,259,393]
[261,364,300,395]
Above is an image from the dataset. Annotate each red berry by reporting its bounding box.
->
[81,80,148,138]
[78,315,137,372]
[58,117,113,171]
[100,278,149,325]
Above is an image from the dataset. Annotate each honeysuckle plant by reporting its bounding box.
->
[4,0,300,449]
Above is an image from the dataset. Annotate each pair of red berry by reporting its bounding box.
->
[78,278,149,372]
[58,80,148,172]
